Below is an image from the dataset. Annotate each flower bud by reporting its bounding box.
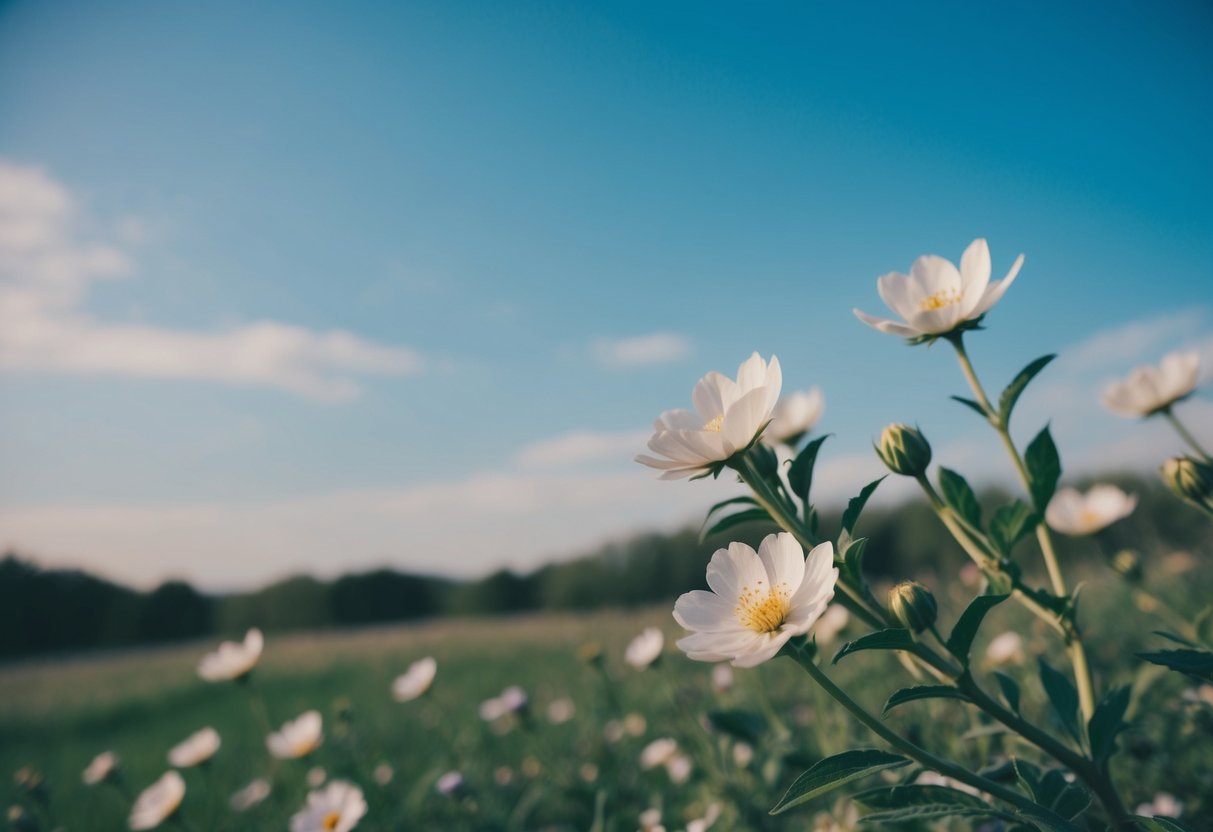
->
[876,424,932,477]
[1110,549,1143,584]
[1161,456,1213,509]
[888,581,938,633]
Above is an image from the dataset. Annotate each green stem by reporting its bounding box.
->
[1162,407,1212,461]
[785,641,1045,817]
[948,335,1096,722]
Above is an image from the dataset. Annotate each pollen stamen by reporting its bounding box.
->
[918,288,963,311]
[703,414,725,432]
[735,581,792,633]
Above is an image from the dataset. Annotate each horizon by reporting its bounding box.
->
[1,1,1211,591]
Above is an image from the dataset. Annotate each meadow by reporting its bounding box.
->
[3,561,1210,831]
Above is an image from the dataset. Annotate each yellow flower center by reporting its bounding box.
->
[323,812,342,830]
[1080,509,1101,530]
[918,288,963,311]
[703,414,725,432]
[735,580,791,633]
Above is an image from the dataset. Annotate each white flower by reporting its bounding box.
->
[1136,792,1184,818]
[666,754,693,784]
[229,778,271,812]
[373,763,394,786]
[763,388,824,446]
[1046,485,1137,536]
[1101,351,1200,417]
[435,770,464,795]
[290,780,367,832]
[197,628,263,682]
[640,738,679,770]
[167,727,220,768]
[129,771,185,830]
[625,627,665,669]
[673,533,838,667]
[623,712,647,736]
[479,685,529,722]
[732,742,754,768]
[854,238,1024,338]
[813,604,850,646]
[307,767,327,788]
[636,352,783,479]
[546,697,576,724]
[267,710,324,759]
[392,656,437,702]
[82,751,120,785]
[985,631,1025,667]
[639,807,665,832]
[711,664,734,693]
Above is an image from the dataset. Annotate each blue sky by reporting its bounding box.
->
[1,1,1210,589]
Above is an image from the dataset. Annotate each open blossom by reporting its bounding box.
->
[435,770,464,795]
[197,628,263,682]
[230,778,271,812]
[168,727,220,767]
[854,238,1024,339]
[674,533,838,667]
[1136,792,1184,818]
[290,780,367,832]
[82,751,120,786]
[392,657,437,702]
[763,388,824,446]
[129,771,185,830]
[636,352,782,479]
[267,710,324,759]
[625,627,664,669]
[640,737,679,770]
[1046,485,1137,536]
[985,631,1025,667]
[1101,351,1200,417]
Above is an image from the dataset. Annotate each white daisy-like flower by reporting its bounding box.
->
[391,656,437,702]
[82,751,120,786]
[229,778,271,812]
[167,727,220,768]
[1101,351,1200,418]
[711,663,734,693]
[673,533,838,667]
[636,352,783,479]
[732,742,754,768]
[435,770,464,795]
[128,771,185,830]
[267,710,324,759]
[1045,485,1137,536]
[289,780,367,832]
[197,628,263,682]
[625,627,665,669]
[1136,792,1184,818]
[479,685,529,722]
[763,388,824,446]
[854,238,1024,339]
[640,737,679,770]
[546,697,576,724]
[985,631,1025,667]
[666,754,693,784]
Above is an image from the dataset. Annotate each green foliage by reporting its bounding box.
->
[832,628,915,664]
[882,685,970,715]
[939,467,983,530]
[1037,659,1083,746]
[999,354,1056,428]
[706,709,766,744]
[769,749,910,815]
[1137,647,1213,683]
[945,593,1009,664]
[990,500,1039,555]
[1087,686,1131,762]
[994,671,1021,713]
[852,784,1003,824]
[1025,426,1062,510]
[841,477,885,535]
[788,435,830,511]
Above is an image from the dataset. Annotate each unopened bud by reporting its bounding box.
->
[1110,549,1143,584]
[876,424,932,477]
[1161,456,1213,508]
[888,581,938,633]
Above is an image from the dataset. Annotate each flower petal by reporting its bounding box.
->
[693,371,739,423]
[705,542,766,604]
[972,253,1024,316]
[757,532,805,591]
[853,308,921,337]
[673,590,738,632]
[958,238,992,316]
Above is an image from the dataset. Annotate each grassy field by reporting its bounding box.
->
[2,576,1211,831]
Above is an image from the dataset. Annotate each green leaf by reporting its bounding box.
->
[951,395,991,420]
[853,785,1001,824]
[945,593,1010,664]
[701,508,773,540]
[1137,648,1213,683]
[939,467,983,530]
[1087,686,1130,761]
[788,435,831,508]
[1151,630,1197,648]
[1133,817,1199,832]
[706,709,767,745]
[841,537,869,586]
[1014,807,1085,832]
[1024,426,1062,510]
[841,476,886,534]
[999,354,1056,428]
[989,501,1039,555]
[1036,769,1091,820]
[704,495,759,523]
[994,672,1021,713]
[882,685,970,715]
[832,628,916,664]
[1038,659,1083,745]
[768,749,911,815]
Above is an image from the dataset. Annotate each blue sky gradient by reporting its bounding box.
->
[1,1,1210,588]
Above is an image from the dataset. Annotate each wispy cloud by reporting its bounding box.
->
[515,428,651,468]
[593,332,693,368]
[0,161,423,401]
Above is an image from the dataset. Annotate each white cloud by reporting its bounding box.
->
[0,161,423,400]
[1062,309,1208,372]
[515,428,651,468]
[593,332,692,368]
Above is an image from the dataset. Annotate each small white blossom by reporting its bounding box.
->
[625,627,665,669]
[686,803,723,832]
[82,751,120,786]
[392,657,437,702]
[129,771,185,830]
[306,767,327,788]
[230,778,271,812]
[666,754,693,784]
[637,352,783,479]
[711,664,734,693]
[267,710,324,759]
[1046,485,1137,536]
[1136,792,1184,818]
[640,737,679,770]
[290,780,367,832]
[435,771,464,795]
[1102,351,1200,418]
[763,388,824,446]
[167,727,220,768]
[674,534,838,667]
[546,697,576,724]
[197,628,263,682]
[985,631,1025,667]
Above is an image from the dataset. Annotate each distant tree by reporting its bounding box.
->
[136,580,213,643]
[329,569,450,624]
